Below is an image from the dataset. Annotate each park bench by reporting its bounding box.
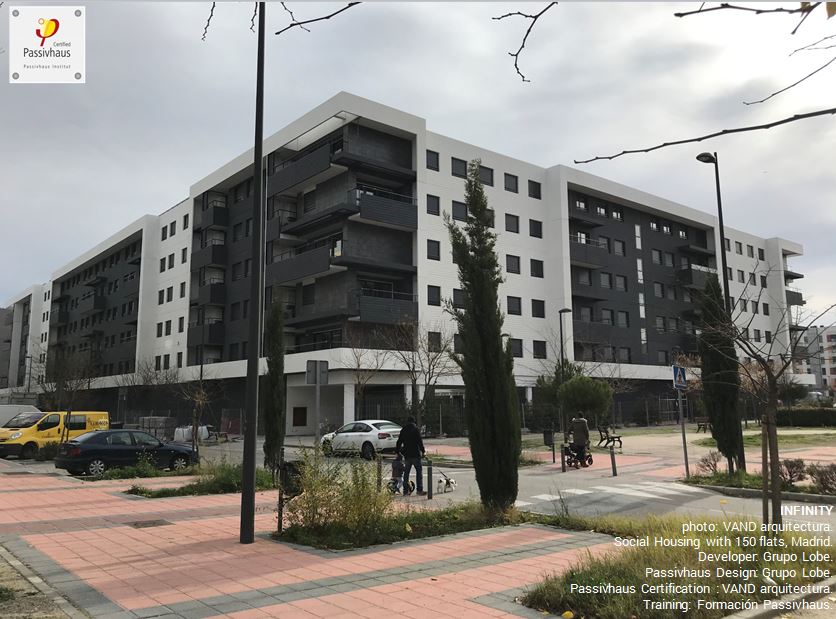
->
[695,417,712,433]
[597,426,622,448]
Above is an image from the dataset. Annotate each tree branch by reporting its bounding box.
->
[281,2,311,32]
[674,3,818,19]
[493,2,558,82]
[250,2,258,33]
[274,2,360,36]
[202,2,216,42]
[791,34,836,55]
[574,106,836,164]
[744,54,836,105]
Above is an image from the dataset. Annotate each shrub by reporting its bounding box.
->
[124,461,276,497]
[776,408,836,427]
[780,459,807,487]
[807,463,836,494]
[99,453,173,479]
[34,441,60,461]
[696,450,722,475]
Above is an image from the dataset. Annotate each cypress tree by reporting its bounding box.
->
[446,159,520,510]
[697,274,743,474]
[263,302,286,479]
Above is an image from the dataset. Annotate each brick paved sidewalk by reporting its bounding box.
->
[0,459,615,618]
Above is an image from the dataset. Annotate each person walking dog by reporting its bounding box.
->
[396,416,426,495]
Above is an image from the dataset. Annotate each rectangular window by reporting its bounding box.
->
[486,209,495,228]
[478,165,494,186]
[613,239,625,256]
[156,322,163,337]
[158,290,164,305]
[507,296,522,315]
[668,317,678,333]
[452,201,467,221]
[426,149,439,171]
[427,194,440,216]
[177,352,183,368]
[598,236,610,252]
[637,258,644,284]
[506,254,520,274]
[168,254,174,269]
[747,244,754,258]
[765,330,772,343]
[612,209,623,221]
[183,213,189,229]
[530,259,544,278]
[655,316,666,332]
[427,239,441,261]
[533,340,547,359]
[155,356,161,371]
[635,224,642,249]
[575,199,587,212]
[531,299,545,318]
[650,221,658,232]
[666,286,676,301]
[504,173,518,193]
[302,284,315,305]
[600,272,612,289]
[618,347,631,363]
[169,221,176,237]
[601,309,613,325]
[657,350,668,365]
[752,302,759,315]
[654,282,664,298]
[510,338,523,358]
[528,180,541,199]
[651,249,662,265]
[451,157,467,178]
[165,320,171,336]
[577,268,591,286]
[749,272,756,285]
[166,287,173,302]
[663,252,674,267]
[758,248,765,260]
[161,226,167,241]
[678,229,687,240]
[427,285,441,306]
[615,275,627,291]
[662,224,671,235]
[617,311,629,328]
[726,267,733,280]
[292,407,307,427]
[427,331,442,353]
[233,222,243,242]
[596,205,607,217]
[754,329,761,342]
[737,270,745,283]
[763,303,770,316]
[159,257,167,273]
[454,333,464,354]
[724,238,730,251]
[505,213,519,233]
[760,275,767,288]
[453,288,465,309]
[180,282,186,298]
[182,247,188,263]
[735,241,743,254]
[529,219,543,238]
[579,306,592,322]
[179,316,184,332]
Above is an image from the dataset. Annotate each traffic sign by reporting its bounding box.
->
[672,365,687,390]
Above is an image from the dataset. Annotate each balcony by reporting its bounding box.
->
[270,143,344,195]
[78,295,106,315]
[269,235,344,286]
[194,204,229,231]
[678,264,716,290]
[680,243,715,257]
[569,235,608,269]
[53,310,70,325]
[195,280,226,306]
[192,241,227,270]
[568,212,603,228]
[784,268,804,281]
[282,202,359,236]
[265,209,298,240]
[352,188,417,231]
[356,289,418,324]
[188,320,225,346]
[786,288,806,306]
[572,320,612,344]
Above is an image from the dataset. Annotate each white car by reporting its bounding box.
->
[320,419,402,459]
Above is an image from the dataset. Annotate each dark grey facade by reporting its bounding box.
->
[0,308,12,389]
[188,121,418,364]
[568,188,715,366]
[48,234,143,377]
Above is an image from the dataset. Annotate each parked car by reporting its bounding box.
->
[0,411,109,459]
[0,404,40,428]
[54,429,198,476]
[320,420,402,459]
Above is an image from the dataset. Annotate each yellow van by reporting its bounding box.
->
[0,411,109,459]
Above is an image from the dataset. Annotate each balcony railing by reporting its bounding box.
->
[188,320,225,346]
[192,241,227,270]
[678,264,717,289]
[569,234,608,249]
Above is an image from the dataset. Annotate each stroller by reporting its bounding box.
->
[386,476,416,494]
[564,441,593,469]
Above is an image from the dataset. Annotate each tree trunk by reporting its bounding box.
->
[727,456,735,477]
[761,414,769,525]
[767,383,782,526]
[411,381,420,426]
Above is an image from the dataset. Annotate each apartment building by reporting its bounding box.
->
[0,92,811,430]
[794,325,836,393]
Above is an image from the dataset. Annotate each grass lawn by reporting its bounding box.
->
[127,462,275,497]
[693,433,836,449]
[522,512,836,619]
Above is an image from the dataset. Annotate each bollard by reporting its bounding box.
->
[376,455,382,492]
[551,441,556,464]
[277,447,285,535]
[610,445,618,477]
[560,443,566,473]
[427,459,433,500]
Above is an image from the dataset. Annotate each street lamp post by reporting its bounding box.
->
[696,151,746,473]
[558,308,572,435]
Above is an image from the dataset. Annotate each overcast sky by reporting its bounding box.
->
[1,1,834,320]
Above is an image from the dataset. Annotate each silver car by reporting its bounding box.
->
[320,419,402,459]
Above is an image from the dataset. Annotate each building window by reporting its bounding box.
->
[613,239,626,256]
[233,222,243,242]
[451,157,467,178]
[612,209,623,221]
[651,249,662,265]
[155,356,161,371]
[662,224,671,235]
[600,272,612,288]
[504,173,518,193]
[427,194,440,216]
[528,180,541,199]
[754,329,762,342]
[486,209,495,228]
[292,407,307,427]
[575,199,587,212]
[596,205,607,217]
[657,350,669,365]
[426,149,439,171]
[763,303,770,316]
[654,282,664,298]
[161,226,168,241]
[758,248,765,260]
[510,338,523,357]
[159,258,166,273]
[531,299,545,318]
[183,213,189,229]
[478,165,494,186]
[579,306,592,322]
[427,331,442,353]
[179,316,184,333]
[156,322,163,337]
[454,333,464,354]
[752,302,759,315]
[453,288,465,309]
[663,252,674,268]
[533,340,547,359]
[158,290,164,305]
[176,352,183,368]
[166,287,173,302]
[760,275,767,288]
[747,244,754,258]
[167,254,174,269]
[737,270,745,283]
[529,219,543,238]
[615,310,629,328]
[678,229,687,240]
[765,330,772,343]
[577,268,591,286]
[749,272,756,285]
[302,284,315,305]
[506,254,521,274]
[726,267,733,280]
[498,213,518,235]
[724,238,730,251]
[507,296,522,315]
[427,239,441,261]
[165,320,172,336]
[530,259,544,278]
[169,222,176,237]
[182,247,188,263]
[180,282,186,298]
[427,285,441,306]
[666,286,676,301]
[650,221,658,232]
[735,241,743,254]
[601,309,613,325]
[615,275,627,291]
[452,201,467,221]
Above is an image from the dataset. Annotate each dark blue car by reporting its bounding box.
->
[55,429,198,476]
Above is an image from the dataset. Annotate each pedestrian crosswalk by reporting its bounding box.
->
[517,482,710,512]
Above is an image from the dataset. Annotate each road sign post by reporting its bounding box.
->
[673,365,690,479]
[306,360,329,444]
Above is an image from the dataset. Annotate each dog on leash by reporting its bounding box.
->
[436,471,457,493]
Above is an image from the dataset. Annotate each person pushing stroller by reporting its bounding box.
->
[569,412,590,467]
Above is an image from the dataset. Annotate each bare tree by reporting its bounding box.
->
[342,325,392,420]
[39,349,97,413]
[176,365,219,458]
[386,321,458,428]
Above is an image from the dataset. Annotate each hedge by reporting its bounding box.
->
[776,407,836,427]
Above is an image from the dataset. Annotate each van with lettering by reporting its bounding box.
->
[0,411,110,459]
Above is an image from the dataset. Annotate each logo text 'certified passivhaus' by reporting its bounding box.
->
[9,6,85,83]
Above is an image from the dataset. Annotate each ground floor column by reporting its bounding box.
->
[343,383,355,425]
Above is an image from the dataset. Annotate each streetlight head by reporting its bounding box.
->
[559,308,572,314]
[696,152,716,164]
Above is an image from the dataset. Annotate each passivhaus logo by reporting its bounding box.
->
[9,6,85,83]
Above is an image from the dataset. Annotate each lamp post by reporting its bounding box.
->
[696,152,731,314]
[558,308,572,434]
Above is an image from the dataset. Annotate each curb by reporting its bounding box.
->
[694,484,836,505]
[724,576,836,618]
